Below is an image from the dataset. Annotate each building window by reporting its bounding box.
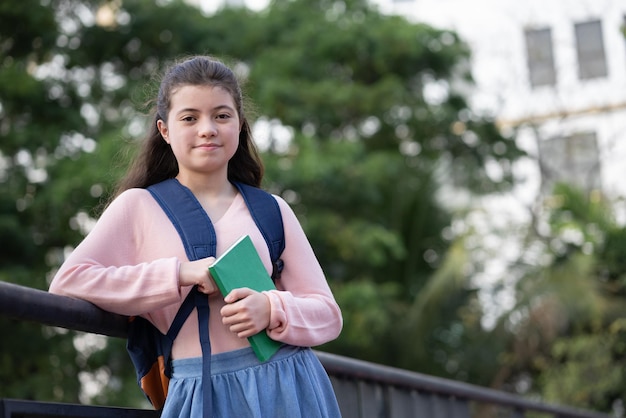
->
[574,20,607,80]
[524,27,557,88]
[538,132,601,195]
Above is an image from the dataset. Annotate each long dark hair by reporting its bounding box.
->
[112,56,263,199]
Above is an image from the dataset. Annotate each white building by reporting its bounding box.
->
[374,0,626,204]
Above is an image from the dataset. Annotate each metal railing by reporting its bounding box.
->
[0,281,611,418]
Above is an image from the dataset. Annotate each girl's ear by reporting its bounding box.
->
[157,119,169,144]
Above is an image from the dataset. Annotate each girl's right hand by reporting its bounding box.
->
[178,257,217,294]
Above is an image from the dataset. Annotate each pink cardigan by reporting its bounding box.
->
[49,188,342,359]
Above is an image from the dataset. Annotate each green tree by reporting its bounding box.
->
[0,0,91,403]
[240,0,524,375]
[484,184,626,413]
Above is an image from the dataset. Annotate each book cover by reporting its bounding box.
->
[208,235,282,362]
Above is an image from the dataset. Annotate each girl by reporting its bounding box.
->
[49,55,343,417]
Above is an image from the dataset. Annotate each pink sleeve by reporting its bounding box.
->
[262,197,342,347]
[48,189,182,316]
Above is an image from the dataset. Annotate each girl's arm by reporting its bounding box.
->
[263,197,343,347]
[48,189,183,316]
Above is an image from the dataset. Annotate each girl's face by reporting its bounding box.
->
[157,84,241,181]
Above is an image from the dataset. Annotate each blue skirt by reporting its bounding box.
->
[160,345,342,418]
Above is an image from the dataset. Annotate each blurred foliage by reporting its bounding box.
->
[8,0,606,411]
[486,184,626,413]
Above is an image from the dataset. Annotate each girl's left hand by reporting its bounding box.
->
[220,288,271,338]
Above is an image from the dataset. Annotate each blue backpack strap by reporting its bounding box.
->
[148,178,213,416]
[148,179,215,261]
[149,180,285,267]
[234,182,285,279]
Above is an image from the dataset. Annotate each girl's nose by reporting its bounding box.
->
[199,119,217,137]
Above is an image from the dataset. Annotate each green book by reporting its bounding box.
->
[208,235,282,362]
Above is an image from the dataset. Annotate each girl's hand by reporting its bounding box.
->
[220,288,271,338]
[178,257,218,294]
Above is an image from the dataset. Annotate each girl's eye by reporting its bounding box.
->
[217,113,231,120]
[181,116,196,122]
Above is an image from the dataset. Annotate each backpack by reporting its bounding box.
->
[126,178,284,412]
